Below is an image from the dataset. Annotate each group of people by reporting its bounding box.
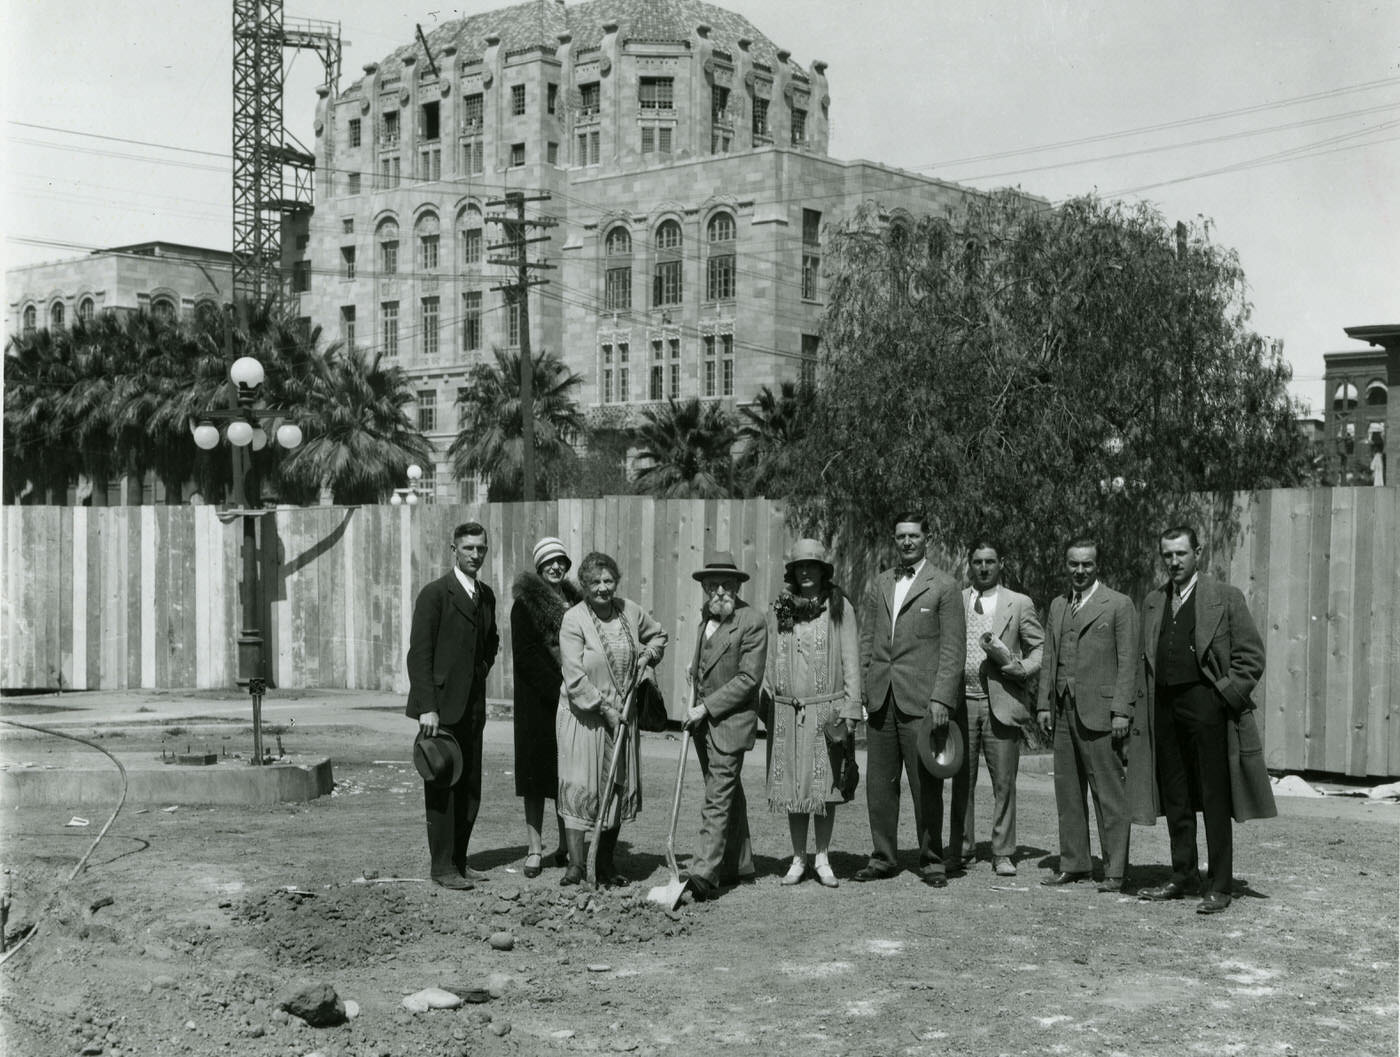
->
[405,511,1275,917]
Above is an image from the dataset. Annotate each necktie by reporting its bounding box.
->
[896,565,916,580]
[973,594,984,615]
[1070,591,1082,615]
[1171,590,1184,617]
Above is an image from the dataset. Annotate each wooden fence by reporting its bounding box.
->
[2,490,1397,776]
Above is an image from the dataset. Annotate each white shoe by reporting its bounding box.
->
[781,859,806,886]
[815,862,839,888]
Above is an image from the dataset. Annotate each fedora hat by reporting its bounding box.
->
[784,538,833,578]
[916,713,965,779]
[413,728,464,787]
[691,549,750,583]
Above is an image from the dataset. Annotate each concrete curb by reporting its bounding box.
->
[0,756,334,807]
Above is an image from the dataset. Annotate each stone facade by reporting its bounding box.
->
[6,242,232,335]
[294,0,1030,499]
[1323,324,1398,484]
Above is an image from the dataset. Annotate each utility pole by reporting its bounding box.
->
[486,191,555,500]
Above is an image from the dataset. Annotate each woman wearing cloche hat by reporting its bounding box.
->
[510,537,582,878]
[764,539,864,888]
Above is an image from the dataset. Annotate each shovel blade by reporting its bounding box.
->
[645,878,687,910]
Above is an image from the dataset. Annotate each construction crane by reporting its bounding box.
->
[231,0,341,309]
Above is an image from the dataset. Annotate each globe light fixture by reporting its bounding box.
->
[227,420,255,447]
[276,423,304,449]
[406,491,419,505]
[250,427,268,451]
[193,424,220,450]
[390,492,403,506]
[406,463,423,482]
[230,356,266,390]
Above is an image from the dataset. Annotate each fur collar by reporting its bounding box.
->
[512,570,582,638]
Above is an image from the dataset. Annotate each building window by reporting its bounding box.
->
[579,82,600,116]
[418,390,437,432]
[342,218,354,234]
[752,97,769,139]
[340,305,356,348]
[151,298,176,323]
[802,253,820,301]
[803,208,822,246]
[599,342,630,403]
[380,238,398,275]
[791,108,807,145]
[801,333,819,387]
[381,300,399,356]
[702,335,716,398]
[547,83,558,114]
[462,226,482,264]
[50,302,66,329]
[650,340,665,401]
[419,100,440,141]
[511,84,526,116]
[639,77,674,111]
[802,208,821,301]
[506,295,522,346]
[510,142,525,167]
[378,154,401,189]
[605,266,632,311]
[602,343,614,403]
[347,171,361,195]
[461,93,483,129]
[22,305,36,334]
[421,296,439,355]
[1366,380,1388,407]
[348,117,362,147]
[720,333,734,396]
[706,212,736,302]
[457,386,471,427]
[381,110,400,147]
[641,125,673,155]
[669,337,681,398]
[656,219,682,252]
[462,138,484,174]
[419,233,439,270]
[462,291,482,351]
[78,297,95,324]
[576,129,600,166]
[418,147,441,181]
[1333,383,1359,412]
[547,141,559,165]
[339,246,355,279]
[418,463,437,502]
[653,219,683,307]
[712,86,730,125]
[292,261,311,293]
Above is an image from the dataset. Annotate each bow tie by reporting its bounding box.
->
[895,565,917,580]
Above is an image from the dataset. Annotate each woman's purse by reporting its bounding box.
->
[635,672,669,732]
[825,714,860,802]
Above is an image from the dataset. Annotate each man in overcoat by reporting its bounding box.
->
[1129,526,1277,915]
[406,521,500,889]
[958,539,1044,876]
[1036,538,1139,892]
[856,512,966,887]
[682,551,768,902]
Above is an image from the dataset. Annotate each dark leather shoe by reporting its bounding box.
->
[432,873,474,891]
[852,864,897,883]
[552,849,570,868]
[920,870,948,888]
[1040,871,1090,886]
[523,853,543,879]
[559,865,584,887]
[1096,878,1125,893]
[461,865,490,883]
[1196,892,1232,915]
[684,874,716,902]
[1138,878,1198,901]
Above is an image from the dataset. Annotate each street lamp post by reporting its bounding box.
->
[389,463,424,506]
[193,355,303,765]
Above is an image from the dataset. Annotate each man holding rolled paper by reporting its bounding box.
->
[957,540,1045,877]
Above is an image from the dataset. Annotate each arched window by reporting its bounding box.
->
[50,301,65,329]
[377,217,400,275]
[606,227,631,256]
[78,297,95,324]
[705,212,736,302]
[22,305,36,333]
[1332,382,1359,412]
[603,226,632,311]
[151,297,176,323]
[457,206,482,265]
[193,300,221,329]
[1366,380,1388,407]
[415,211,440,270]
[653,220,683,307]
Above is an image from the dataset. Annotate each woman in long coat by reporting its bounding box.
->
[764,539,863,888]
[510,537,581,878]
[556,552,668,886]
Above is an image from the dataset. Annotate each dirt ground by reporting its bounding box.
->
[1,702,1396,1057]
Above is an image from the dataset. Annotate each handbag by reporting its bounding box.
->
[825,716,859,802]
[635,674,669,732]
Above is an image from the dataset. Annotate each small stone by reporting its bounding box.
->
[586,964,611,973]
[488,931,515,951]
[184,1021,196,1031]
[343,1000,360,1020]
[489,1020,511,1037]
[80,1045,103,1056]
[402,987,463,1013]
[279,983,347,1027]
[246,1025,265,1038]
[152,975,177,990]
[551,1029,577,1040]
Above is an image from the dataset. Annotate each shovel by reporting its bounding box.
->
[645,621,707,909]
[586,667,645,889]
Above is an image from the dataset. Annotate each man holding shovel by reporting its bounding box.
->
[681,551,768,903]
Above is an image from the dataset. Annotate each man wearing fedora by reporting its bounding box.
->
[856,512,967,887]
[1036,537,1139,893]
[682,551,768,902]
[407,521,500,890]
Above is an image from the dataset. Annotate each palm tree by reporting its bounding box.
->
[4,325,82,503]
[631,397,738,498]
[448,347,587,501]
[277,341,432,504]
[734,381,814,497]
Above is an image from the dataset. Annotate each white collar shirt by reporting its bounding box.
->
[891,557,926,638]
[453,565,477,599]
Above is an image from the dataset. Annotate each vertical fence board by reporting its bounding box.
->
[1304,489,1334,770]
[1377,487,1400,777]
[1324,490,1357,774]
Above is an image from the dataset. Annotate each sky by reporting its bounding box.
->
[3,0,1397,413]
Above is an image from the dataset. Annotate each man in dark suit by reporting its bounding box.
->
[682,551,768,902]
[855,512,966,887]
[406,521,500,890]
[1131,526,1277,915]
[1036,538,1138,892]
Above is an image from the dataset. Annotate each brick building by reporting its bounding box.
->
[6,242,232,335]
[1322,324,1398,484]
[296,0,1022,500]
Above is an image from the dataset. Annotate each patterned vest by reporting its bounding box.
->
[1155,588,1202,688]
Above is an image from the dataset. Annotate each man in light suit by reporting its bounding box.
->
[1130,526,1277,915]
[1036,538,1138,892]
[682,551,768,903]
[856,512,966,887]
[406,521,500,890]
[957,539,1044,877]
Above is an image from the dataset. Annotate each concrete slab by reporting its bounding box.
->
[0,755,333,807]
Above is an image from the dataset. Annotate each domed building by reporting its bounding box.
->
[297,0,1021,499]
